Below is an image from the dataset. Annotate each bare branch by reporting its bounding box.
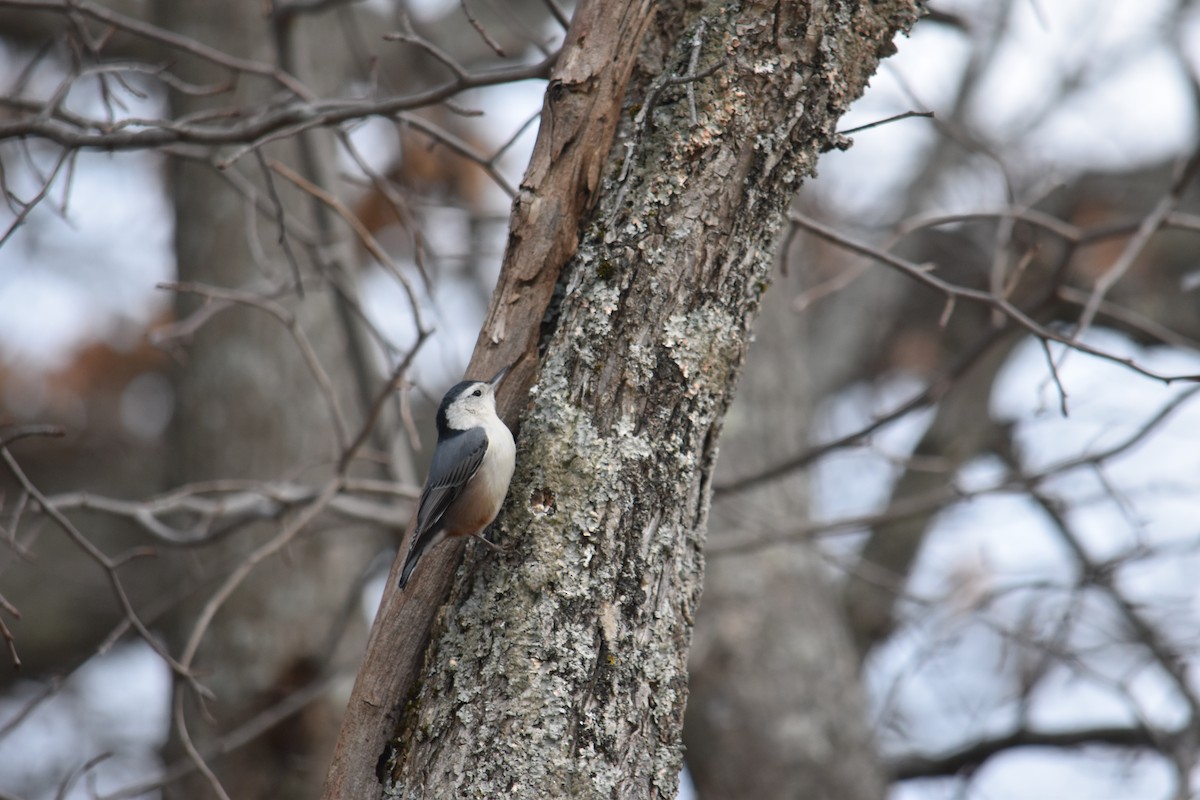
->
[397,111,518,197]
[1073,148,1200,340]
[0,423,65,449]
[0,56,556,151]
[0,147,73,248]
[789,211,1200,384]
[1010,457,1200,731]
[0,448,202,691]
[0,0,311,97]
[713,385,1200,554]
[102,669,339,800]
[39,479,415,544]
[890,724,1173,780]
[715,328,1010,495]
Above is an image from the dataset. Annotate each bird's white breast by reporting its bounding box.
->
[474,415,516,511]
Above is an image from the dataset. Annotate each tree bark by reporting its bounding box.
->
[327,0,917,796]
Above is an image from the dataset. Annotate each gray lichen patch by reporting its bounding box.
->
[661,305,743,395]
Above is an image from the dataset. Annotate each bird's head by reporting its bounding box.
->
[435,365,510,435]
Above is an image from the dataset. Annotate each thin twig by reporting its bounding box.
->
[265,158,431,335]
[1,0,311,97]
[538,0,571,29]
[0,55,557,151]
[173,690,232,800]
[715,327,1011,495]
[712,384,1200,554]
[0,615,19,669]
[158,280,352,455]
[461,0,507,57]
[789,211,1200,384]
[53,752,112,800]
[384,26,469,81]
[178,479,342,670]
[397,111,518,197]
[254,149,305,295]
[837,109,933,136]
[1055,286,1200,352]
[338,330,430,474]
[1073,148,1200,339]
[1038,337,1068,416]
[0,448,203,691]
[104,670,338,799]
[890,723,1173,780]
[0,423,65,449]
[168,480,344,795]
[0,147,72,248]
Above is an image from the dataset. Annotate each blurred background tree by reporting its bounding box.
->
[2,0,1199,799]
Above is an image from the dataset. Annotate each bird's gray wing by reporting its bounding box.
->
[414,427,489,537]
[398,428,489,589]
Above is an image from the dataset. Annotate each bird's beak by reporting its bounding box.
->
[488,363,512,388]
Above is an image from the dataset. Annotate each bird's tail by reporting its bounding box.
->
[397,530,441,589]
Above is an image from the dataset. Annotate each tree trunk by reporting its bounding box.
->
[685,264,887,799]
[330,0,918,796]
[155,3,378,797]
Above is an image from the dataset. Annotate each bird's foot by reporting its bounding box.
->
[470,531,512,554]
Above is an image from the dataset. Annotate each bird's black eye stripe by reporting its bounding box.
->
[472,389,482,397]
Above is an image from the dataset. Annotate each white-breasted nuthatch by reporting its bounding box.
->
[397,365,516,589]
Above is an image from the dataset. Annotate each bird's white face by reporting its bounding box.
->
[444,381,498,430]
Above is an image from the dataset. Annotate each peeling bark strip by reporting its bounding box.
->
[321,2,656,798]
[476,0,658,409]
[383,1,918,798]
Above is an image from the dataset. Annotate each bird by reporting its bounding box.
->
[397,365,516,589]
